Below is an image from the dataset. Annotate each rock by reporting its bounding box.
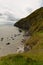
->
[6,43,10,45]
[24,45,32,52]
[19,29,22,33]
[1,38,4,41]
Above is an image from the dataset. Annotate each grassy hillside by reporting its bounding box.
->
[14,7,43,57]
[24,31,43,60]
[14,7,43,33]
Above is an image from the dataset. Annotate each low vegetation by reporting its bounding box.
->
[0,54,43,65]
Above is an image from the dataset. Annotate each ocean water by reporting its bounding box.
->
[0,25,24,56]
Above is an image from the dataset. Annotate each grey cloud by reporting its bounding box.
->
[0,11,19,25]
[26,8,33,14]
[4,11,18,21]
[41,0,43,7]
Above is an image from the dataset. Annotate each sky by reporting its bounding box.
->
[0,0,43,25]
[0,0,43,18]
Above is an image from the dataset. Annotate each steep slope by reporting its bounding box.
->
[14,7,43,34]
[14,7,43,61]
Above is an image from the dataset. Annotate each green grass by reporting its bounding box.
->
[23,32,43,61]
[0,54,43,65]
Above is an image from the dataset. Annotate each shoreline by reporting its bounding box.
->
[0,25,29,57]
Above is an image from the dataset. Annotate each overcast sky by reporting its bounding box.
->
[0,0,43,18]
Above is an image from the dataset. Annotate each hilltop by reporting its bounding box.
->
[14,7,43,33]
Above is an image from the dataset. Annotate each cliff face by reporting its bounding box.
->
[14,7,43,53]
[14,7,43,33]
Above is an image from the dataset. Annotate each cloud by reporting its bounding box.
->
[0,11,18,25]
[0,0,42,18]
[26,7,33,15]
[41,0,43,7]
[4,11,18,21]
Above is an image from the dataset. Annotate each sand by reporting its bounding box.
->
[0,25,25,57]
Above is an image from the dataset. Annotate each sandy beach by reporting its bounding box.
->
[0,25,26,57]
